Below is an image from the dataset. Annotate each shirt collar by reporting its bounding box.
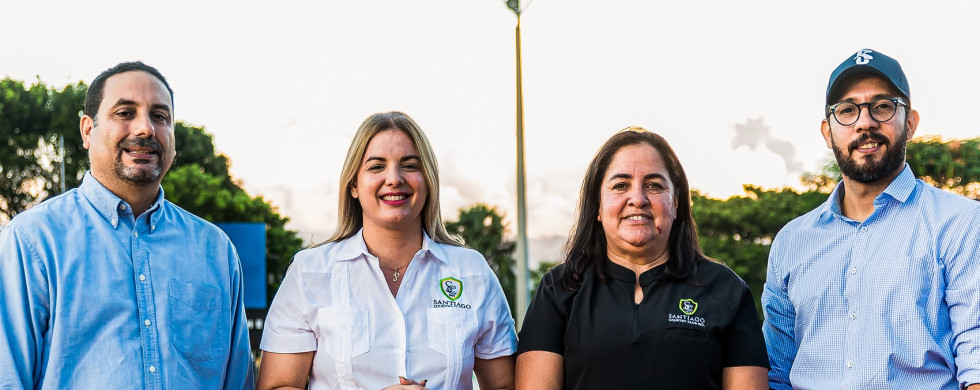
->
[819,163,916,220]
[78,171,165,229]
[334,229,449,264]
[878,163,916,204]
[602,258,666,284]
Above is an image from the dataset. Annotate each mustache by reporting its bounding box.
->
[848,132,888,153]
[117,138,163,154]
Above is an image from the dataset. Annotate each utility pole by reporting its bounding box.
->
[505,0,530,329]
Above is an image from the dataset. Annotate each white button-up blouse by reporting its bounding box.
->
[261,230,517,390]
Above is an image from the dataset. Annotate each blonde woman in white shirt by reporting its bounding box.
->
[257,111,517,390]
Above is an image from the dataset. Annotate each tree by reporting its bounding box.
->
[0,78,87,220]
[530,260,556,293]
[445,204,518,314]
[692,187,827,318]
[907,136,980,198]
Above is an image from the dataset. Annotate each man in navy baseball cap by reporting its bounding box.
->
[763,48,980,390]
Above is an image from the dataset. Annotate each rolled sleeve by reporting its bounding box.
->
[260,261,318,353]
[0,226,49,388]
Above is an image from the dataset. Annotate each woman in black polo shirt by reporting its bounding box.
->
[516,128,769,389]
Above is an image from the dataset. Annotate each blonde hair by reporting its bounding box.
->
[325,111,463,246]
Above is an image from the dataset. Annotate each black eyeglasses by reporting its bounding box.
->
[826,98,908,126]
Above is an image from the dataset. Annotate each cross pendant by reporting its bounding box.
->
[392,271,400,282]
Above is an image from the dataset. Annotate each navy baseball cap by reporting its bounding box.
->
[826,49,909,105]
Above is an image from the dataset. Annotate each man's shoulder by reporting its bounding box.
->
[766,198,832,267]
[4,189,85,233]
[776,200,830,237]
[913,181,980,213]
[160,200,229,238]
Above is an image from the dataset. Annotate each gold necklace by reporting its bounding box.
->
[380,260,412,282]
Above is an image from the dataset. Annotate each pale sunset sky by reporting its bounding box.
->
[3,0,979,263]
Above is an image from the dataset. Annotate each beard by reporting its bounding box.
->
[832,125,909,184]
[114,137,166,186]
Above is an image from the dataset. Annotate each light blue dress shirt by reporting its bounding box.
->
[763,164,980,390]
[0,172,254,389]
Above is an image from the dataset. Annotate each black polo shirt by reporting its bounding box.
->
[517,259,769,389]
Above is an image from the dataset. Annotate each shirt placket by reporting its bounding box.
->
[842,200,884,382]
[395,252,424,380]
[131,214,162,390]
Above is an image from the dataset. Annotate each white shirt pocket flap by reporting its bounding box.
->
[317,307,370,359]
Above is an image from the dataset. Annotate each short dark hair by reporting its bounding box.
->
[84,61,173,119]
[559,127,707,290]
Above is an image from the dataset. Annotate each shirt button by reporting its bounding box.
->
[846,360,853,368]
[849,312,856,319]
[861,226,869,232]
[850,267,857,275]
[149,365,156,373]
[119,204,126,211]
[134,231,139,238]
[144,319,151,326]
[111,218,117,227]
[139,274,146,281]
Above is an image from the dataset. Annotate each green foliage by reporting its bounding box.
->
[692,186,827,318]
[907,136,980,196]
[800,160,840,192]
[530,260,557,293]
[173,122,235,190]
[0,78,88,219]
[445,204,518,314]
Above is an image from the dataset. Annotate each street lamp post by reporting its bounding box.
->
[505,0,530,329]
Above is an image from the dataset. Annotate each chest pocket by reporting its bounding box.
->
[873,255,935,321]
[169,281,223,362]
[427,308,478,390]
[661,326,721,384]
[317,306,370,388]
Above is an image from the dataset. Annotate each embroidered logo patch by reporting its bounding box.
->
[679,299,698,315]
[854,48,874,65]
[440,277,463,301]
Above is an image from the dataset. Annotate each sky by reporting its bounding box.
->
[3,0,979,263]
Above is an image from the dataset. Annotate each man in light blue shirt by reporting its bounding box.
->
[763,48,980,389]
[0,62,254,389]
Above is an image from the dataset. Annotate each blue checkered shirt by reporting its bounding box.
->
[763,164,980,389]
